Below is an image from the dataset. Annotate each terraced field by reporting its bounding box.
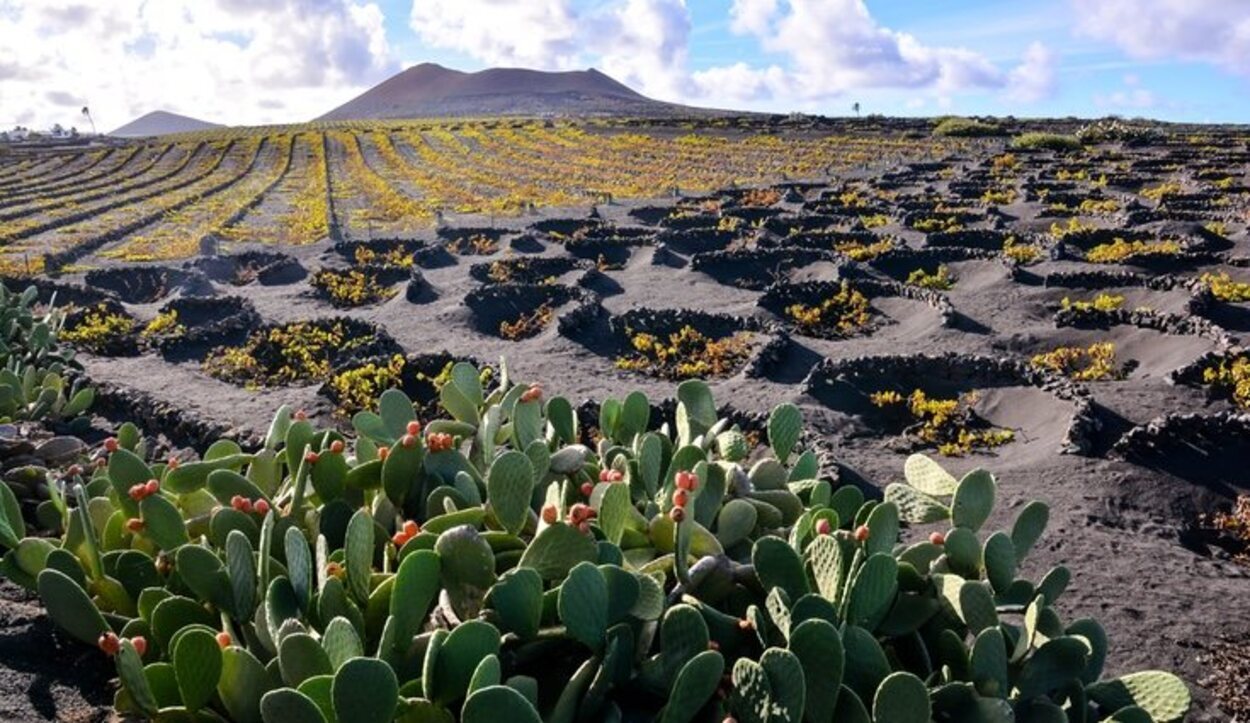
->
[3,116,1250,720]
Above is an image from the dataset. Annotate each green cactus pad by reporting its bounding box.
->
[970,627,1009,698]
[435,524,496,618]
[811,536,853,611]
[934,574,998,634]
[730,657,772,723]
[391,549,440,648]
[841,625,891,706]
[1010,500,1049,564]
[752,536,810,601]
[661,604,710,688]
[175,544,233,614]
[173,627,222,712]
[903,453,958,496]
[382,437,422,508]
[1066,618,1108,684]
[333,657,398,723]
[261,688,327,723]
[843,552,899,630]
[37,568,107,645]
[139,495,190,551]
[486,450,535,535]
[951,469,995,532]
[558,562,608,651]
[462,684,542,723]
[279,632,333,687]
[1087,671,1191,723]
[429,620,501,706]
[344,508,375,604]
[787,619,843,722]
[884,482,950,524]
[658,649,723,723]
[225,530,256,622]
[517,522,597,581]
[218,645,273,723]
[321,616,364,670]
[942,526,982,578]
[768,403,803,464]
[981,532,1016,595]
[760,647,805,723]
[116,638,157,716]
[863,501,899,556]
[872,671,930,723]
[1015,636,1090,699]
[467,654,501,694]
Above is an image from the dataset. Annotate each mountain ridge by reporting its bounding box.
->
[317,62,709,121]
[110,110,222,137]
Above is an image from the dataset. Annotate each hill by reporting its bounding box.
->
[318,63,705,121]
[110,111,222,137]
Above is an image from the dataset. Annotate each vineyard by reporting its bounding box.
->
[3,114,1250,720]
[0,118,955,275]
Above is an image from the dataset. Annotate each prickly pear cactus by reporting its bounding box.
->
[0,358,1191,723]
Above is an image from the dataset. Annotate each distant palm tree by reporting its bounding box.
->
[81,106,95,134]
[852,102,861,118]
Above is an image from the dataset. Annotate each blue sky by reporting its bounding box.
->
[2,0,1248,129]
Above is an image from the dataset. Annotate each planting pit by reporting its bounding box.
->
[201,317,400,388]
[468,256,590,286]
[463,284,599,340]
[60,299,140,356]
[691,247,834,290]
[142,295,261,360]
[574,307,787,381]
[192,251,306,286]
[83,266,209,304]
[805,352,1094,456]
[758,278,948,338]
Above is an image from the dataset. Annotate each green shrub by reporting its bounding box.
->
[932,117,1004,137]
[0,364,1190,722]
[0,282,94,423]
[1011,132,1083,152]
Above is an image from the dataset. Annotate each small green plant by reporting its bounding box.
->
[1002,236,1042,264]
[140,309,185,340]
[784,282,872,337]
[1061,293,1125,312]
[1201,272,1250,302]
[203,319,376,387]
[1011,132,1082,152]
[311,268,397,307]
[932,117,1003,137]
[616,325,753,379]
[1031,342,1126,381]
[1202,355,1250,409]
[871,389,1015,456]
[907,265,955,290]
[60,304,136,354]
[1086,238,1182,264]
[499,303,554,340]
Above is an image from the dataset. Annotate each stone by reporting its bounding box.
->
[34,436,88,466]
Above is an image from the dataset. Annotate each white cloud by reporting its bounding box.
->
[408,0,693,101]
[408,0,582,70]
[408,0,1055,111]
[0,0,396,129]
[1074,0,1250,74]
[1004,42,1057,103]
[1094,74,1161,110]
[706,0,1055,107]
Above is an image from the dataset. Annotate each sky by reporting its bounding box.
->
[2,0,1250,131]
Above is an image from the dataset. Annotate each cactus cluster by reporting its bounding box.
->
[0,283,94,423]
[0,360,1189,721]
